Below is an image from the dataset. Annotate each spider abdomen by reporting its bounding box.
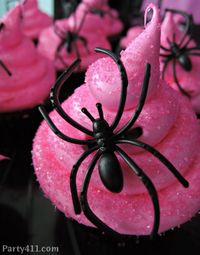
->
[99,152,123,193]
[178,54,192,71]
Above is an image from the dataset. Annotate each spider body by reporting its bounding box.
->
[39,47,189,238]
[160,9,200,97]
[58,31,87,55]
[82,106,124,193]
[166,41,192,71]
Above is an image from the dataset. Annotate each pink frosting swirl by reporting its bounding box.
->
[120,26,144,49]
[87,4,161,111]
[21,0,53,40]
[0,5,55,112]
[160,12,200,113]
[33,4,200,235]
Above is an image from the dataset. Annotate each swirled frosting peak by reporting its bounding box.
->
[0,4,55,112]
[21,0,53,39]
[86,4,161,111]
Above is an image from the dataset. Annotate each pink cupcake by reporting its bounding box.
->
[0,4,55,116]
[21,0,53,43]
[33,5,200,237]
[160,9,200,114]
[38,13,111,72]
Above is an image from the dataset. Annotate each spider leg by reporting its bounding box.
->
[57,53,69,69]
[53,23,66,39]
[164,9,192,48]
[172,59,190,98]
[187,52,200,56]
[114,64,151,138]
[50,59,94,136]
[78,36,89,53]
[95,48,128,132]
[116,139,189,188]
[76,9,88,35]
[182,36,193,50]
[73,41,81,59]
[70,146,98,214]
[160,45,171,52]
[161,57,171,80]
[38,105,94,145]
[56,40,65,55]
[185,46,200,52]
[115,146,159,238]
[80,151,123,238]
[0,60,12,76]
[55,41,68,67]
[160,53,173,58]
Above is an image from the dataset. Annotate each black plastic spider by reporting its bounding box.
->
[39,48,189,238]
[0,23,12,76]
[160,9,200,97]
[54,11,88,67]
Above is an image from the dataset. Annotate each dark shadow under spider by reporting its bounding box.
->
[39,47,189,239]
[160,9,200,97]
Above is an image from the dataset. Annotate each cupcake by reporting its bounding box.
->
[38,2,111,97]
[160,9,200,114]
[38,8,111,73]
[0,4,55,116]
[33,4,200,237]
[21,0,53,44]
[0,4,55,186]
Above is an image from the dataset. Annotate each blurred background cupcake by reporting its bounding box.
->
[0,4,55,186]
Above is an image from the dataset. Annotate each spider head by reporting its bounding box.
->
[93,118,113,149]
[65,31,75,53]
[93,118,110,135]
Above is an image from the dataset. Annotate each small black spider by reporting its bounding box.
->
[39,48,189,238]
[160,9,200,97]
[54,12,88,67]
[0,23,12,76]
